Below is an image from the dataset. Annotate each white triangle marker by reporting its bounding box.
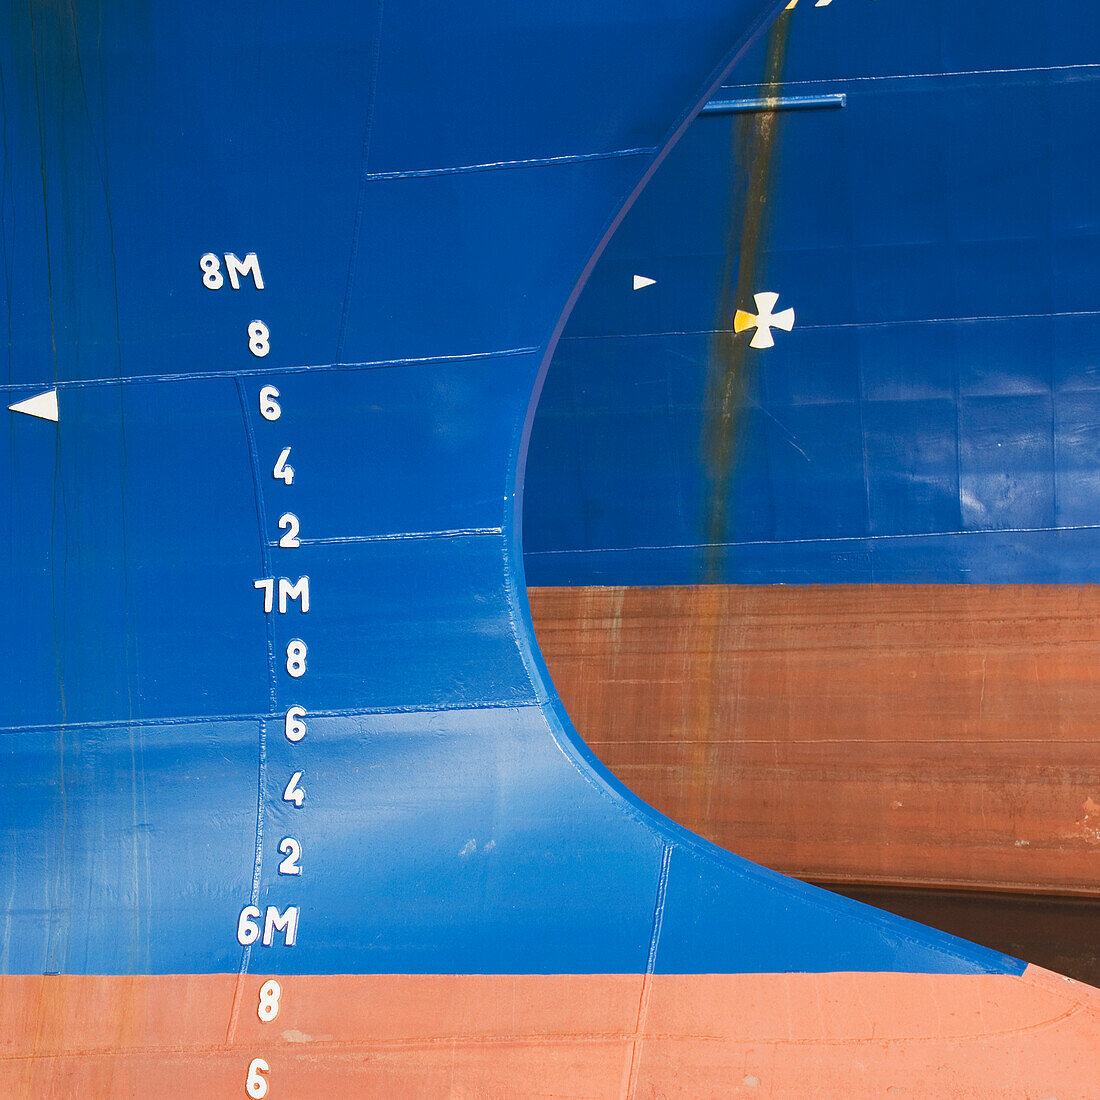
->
[633,275,656,290]
[9,390,59,423]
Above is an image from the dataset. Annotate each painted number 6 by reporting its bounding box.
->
[246,1057,269,1098]
[259,386,281,421]
[284,706,306,742]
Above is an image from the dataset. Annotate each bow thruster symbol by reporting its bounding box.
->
[734,292,796,349]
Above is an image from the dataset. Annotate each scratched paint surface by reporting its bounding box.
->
[523,0,1100,586]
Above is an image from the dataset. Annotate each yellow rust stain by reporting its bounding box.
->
[702,8,793,580]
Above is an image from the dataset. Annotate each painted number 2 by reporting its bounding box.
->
[278,837,302,875]
[278,513,300,548]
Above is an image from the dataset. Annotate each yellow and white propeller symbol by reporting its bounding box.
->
[734,291,795,349]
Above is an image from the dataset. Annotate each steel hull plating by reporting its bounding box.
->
[525,0,1100,589]
[530,583,1100,896]
[522,0,1100,964]
[2,0,1098,1095]
[4,969,1098,1098]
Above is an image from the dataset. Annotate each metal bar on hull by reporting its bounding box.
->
[701,91,846,113]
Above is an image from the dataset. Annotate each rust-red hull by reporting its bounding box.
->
[529,584,1100,896]
[3,968,1098,1098]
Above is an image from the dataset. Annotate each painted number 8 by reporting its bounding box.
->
[286,640,307,678]
[200,253,224,289]
[257,978,282,1023]
[245,1057,269,1098]
[249,320,270,358]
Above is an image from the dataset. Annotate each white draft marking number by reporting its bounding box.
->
[249,321,270,358]
[237,904,300,947]
[283,771,305,807]
[286,640,307,678]
[259,386,281,421]
[277,837,302,875]
[246,1057,270,1098]
[273,447,294,484]
[278,513,300,548]
[200,252,264,291]
[284,706,306,742]
[257,979,282,1023]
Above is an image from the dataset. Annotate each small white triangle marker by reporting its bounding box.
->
[633,275,656,290]
[9,389,59,423]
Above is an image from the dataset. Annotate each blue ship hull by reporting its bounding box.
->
[526,0,1100,586]
[2,0,1097,1093]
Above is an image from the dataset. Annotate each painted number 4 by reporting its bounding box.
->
[283,771,305,808]
[273,448,294,485]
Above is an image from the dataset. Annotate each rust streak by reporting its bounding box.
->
[689,11,794,841]
[702,8,793,575]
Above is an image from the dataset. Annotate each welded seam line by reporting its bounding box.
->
[234,379,277,711]
[361,146,655,181]
[0,999,1088,1060]
[560,310,1100,344]
[625,842,673,1099]
[526,519,1100,557]
[0,699,551,737]
[282,526,502,548]
[227,379,277,1040]
[2,346,540,397]
[721,62,1100,89]
[224,713,267,1045]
